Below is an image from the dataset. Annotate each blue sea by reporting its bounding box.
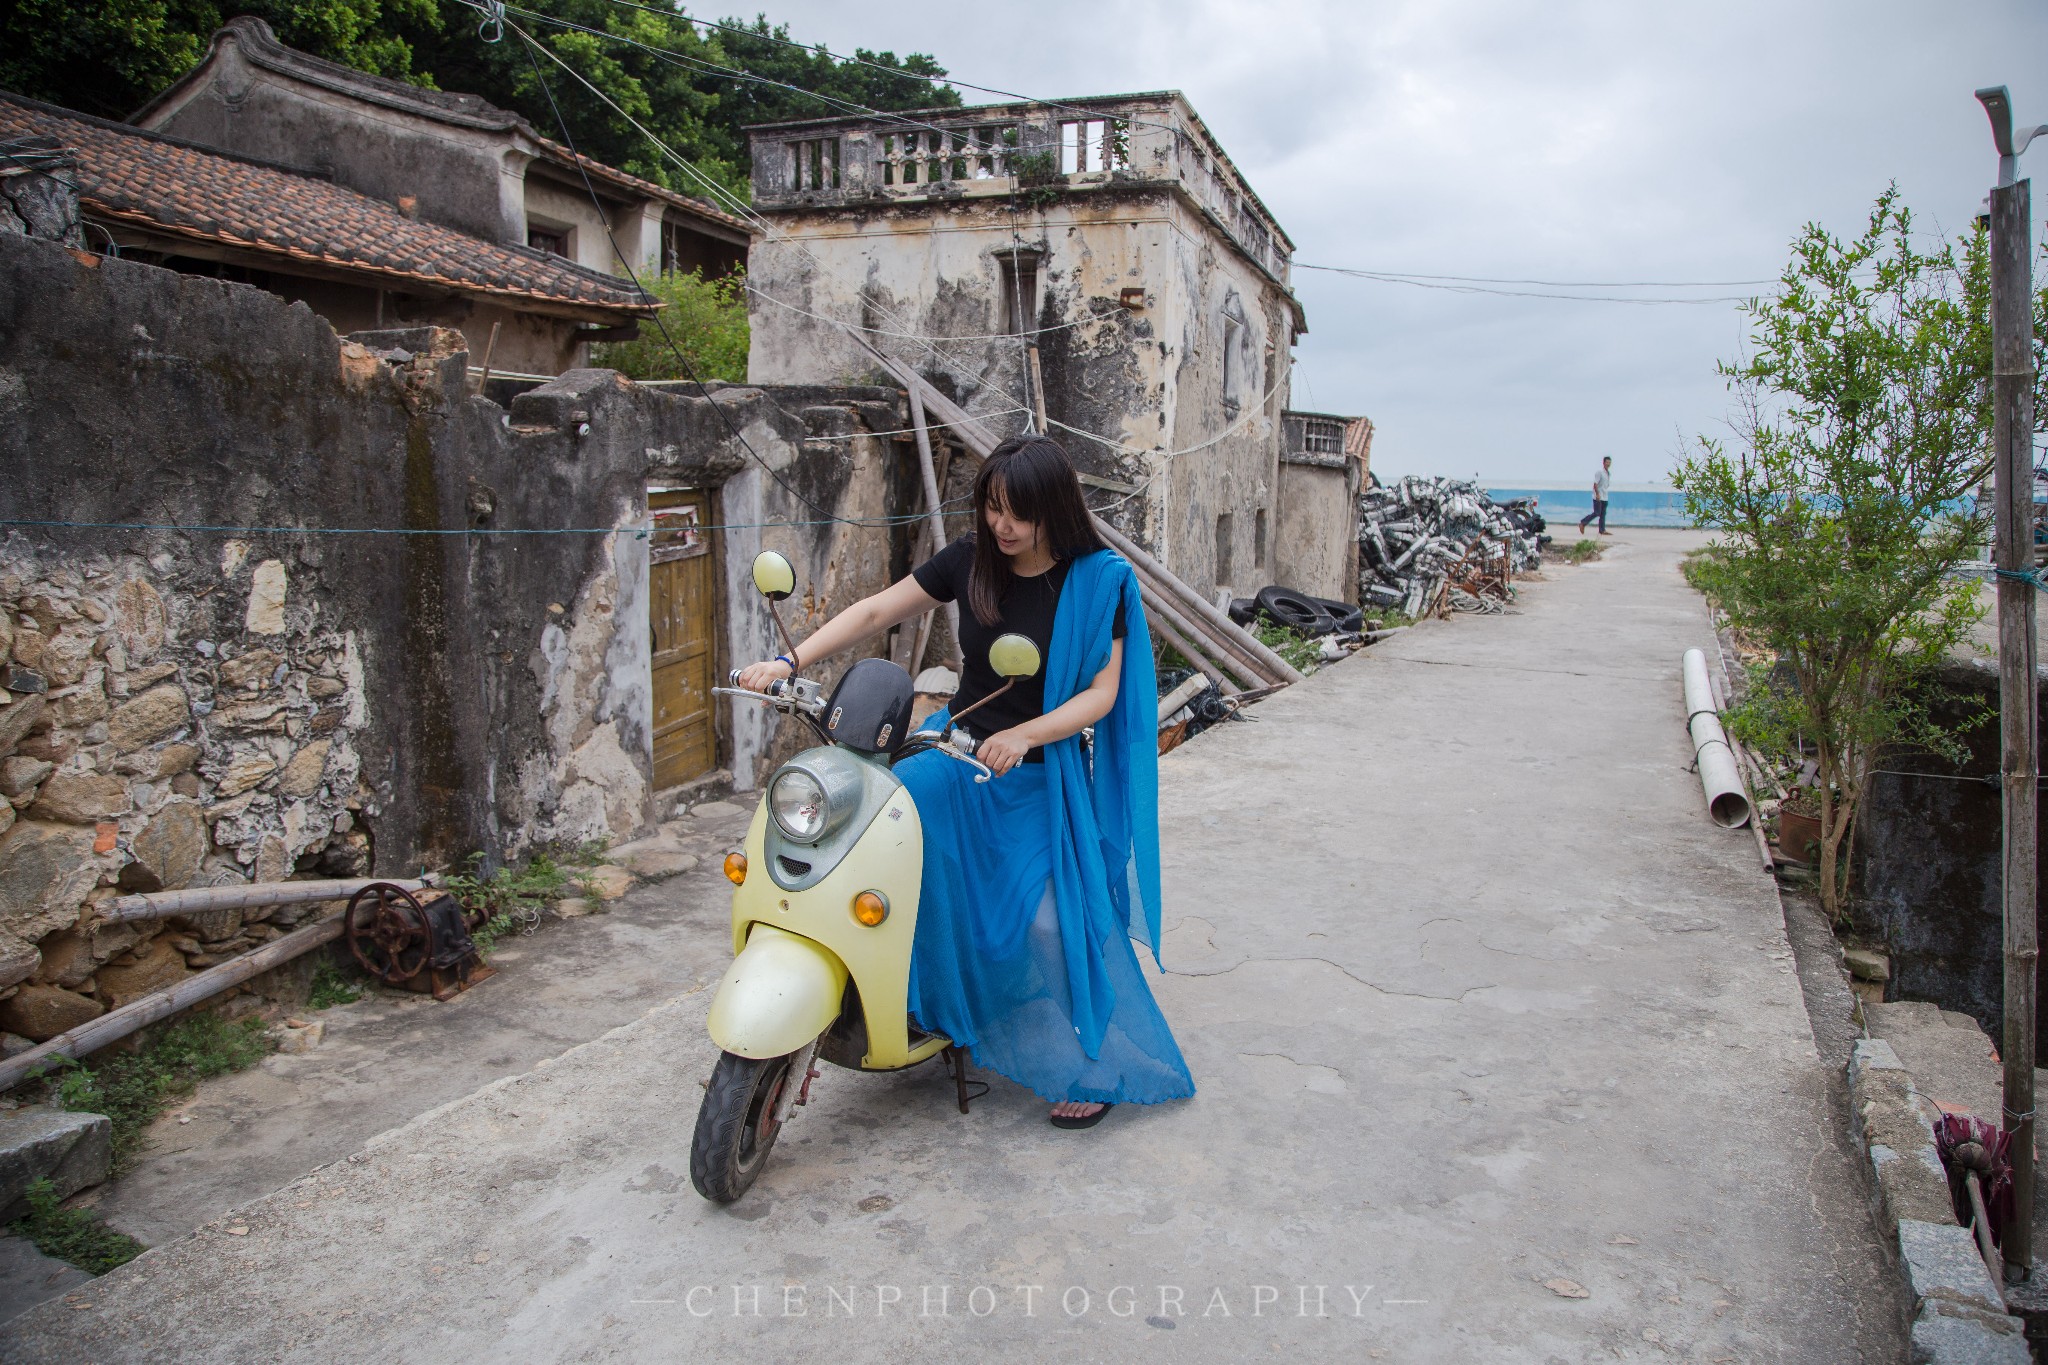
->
[1485,485,1695,529]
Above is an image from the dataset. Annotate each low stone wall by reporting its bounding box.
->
[0,548,371,1043]
[1845,1038,2030,1361]
[1851,660,2048,1057]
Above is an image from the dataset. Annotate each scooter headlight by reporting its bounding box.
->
[769,768,829,843]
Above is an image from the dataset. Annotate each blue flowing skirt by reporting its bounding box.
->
[897,750,1195,1106]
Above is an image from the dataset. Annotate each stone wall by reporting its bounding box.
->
[0,230,906,1046]
[1850,659,2048,1058]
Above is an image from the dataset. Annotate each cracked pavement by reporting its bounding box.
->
[3,530,1902,1362]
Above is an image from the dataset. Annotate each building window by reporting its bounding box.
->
[1058,119,1126,174]
[1214,512,1235,593]
[789,138,841,191]
[527,226,568,256]
[1304,419,1344,454]
[1220,291,1251,419]
[995,249,1040,336]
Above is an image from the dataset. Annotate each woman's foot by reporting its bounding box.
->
[1049,1101,1113,1129]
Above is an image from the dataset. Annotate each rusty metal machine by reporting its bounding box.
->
[343,882,494,1001]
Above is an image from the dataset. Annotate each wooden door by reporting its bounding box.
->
[649,488,717,789]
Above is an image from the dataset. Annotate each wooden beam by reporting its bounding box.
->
[0,915,347,1093]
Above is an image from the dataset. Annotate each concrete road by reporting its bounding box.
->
[5,530,1902,1362]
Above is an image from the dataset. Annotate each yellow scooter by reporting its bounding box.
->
[689,551,1042,1203]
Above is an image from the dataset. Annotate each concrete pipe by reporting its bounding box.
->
[1682,648,1754,829]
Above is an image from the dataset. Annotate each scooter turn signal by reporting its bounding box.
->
[724,851,747,885]
[852,890,889,926]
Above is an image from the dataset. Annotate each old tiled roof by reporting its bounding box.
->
[135,17,753,242]
[0,91,656,318]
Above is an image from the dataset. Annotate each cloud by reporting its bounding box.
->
[734,0,2047,483]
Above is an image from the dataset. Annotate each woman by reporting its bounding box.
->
[737,435,1194,1127]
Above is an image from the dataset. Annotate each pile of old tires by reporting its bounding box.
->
[1228,586,1364,637]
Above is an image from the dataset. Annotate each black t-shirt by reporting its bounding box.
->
[911,535,1126,762]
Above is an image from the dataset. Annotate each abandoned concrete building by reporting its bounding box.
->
[34,16,753,376]
[742,92,1365,604]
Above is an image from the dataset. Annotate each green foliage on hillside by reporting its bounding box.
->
[0,2,960,201]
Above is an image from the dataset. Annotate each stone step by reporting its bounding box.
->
[0,1105,112,1224]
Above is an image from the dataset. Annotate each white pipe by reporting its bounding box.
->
[1683,648,1753,829]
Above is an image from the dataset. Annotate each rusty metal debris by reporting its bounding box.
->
[1358,476,1544,618]
[343,881,494,1002]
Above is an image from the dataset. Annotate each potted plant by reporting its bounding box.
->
[1778,788,1822,864]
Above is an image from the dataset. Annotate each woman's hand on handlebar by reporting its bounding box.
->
[736,659,795,693]
[977,727,1033,777]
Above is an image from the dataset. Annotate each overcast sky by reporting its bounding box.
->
[737,0,2046,485]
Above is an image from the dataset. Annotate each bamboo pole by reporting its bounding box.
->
[1027,344,1050,434]
[0,915,346,1093]
[1137,578,1266,692]
[853,333,1300,687]
[1091,516,1306,685]
[102,877,433,924]
[1144,598,1241,696]
[1990,172,2037,1279]
[906,387,958,669]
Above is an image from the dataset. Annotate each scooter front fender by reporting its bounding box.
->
[706,923,850,1060]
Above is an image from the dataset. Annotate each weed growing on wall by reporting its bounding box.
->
[593,268,748,383]
[445,844,607,956]
[8,1178,144,1275]
[308,955,365,1010]
[1252,621,1323,676]
[39,1013,275,1173]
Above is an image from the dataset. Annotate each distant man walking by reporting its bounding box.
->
[1579,456,1613,536]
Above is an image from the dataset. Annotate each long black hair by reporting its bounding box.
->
[967,435,1104,626]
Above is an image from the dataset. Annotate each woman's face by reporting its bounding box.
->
[983,486,1041,558]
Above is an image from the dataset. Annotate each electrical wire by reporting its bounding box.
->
[575,0,1187,136]
[509,22,1049,432]
[516,29,850,523]
[1295,263,1759,305]
[1297,263,1784,288]
[0,506,968,537]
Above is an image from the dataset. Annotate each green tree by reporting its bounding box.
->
[0,0,438,119]
[592,267,748,381]
[1673,188,2008,919]
[0,3,959,200]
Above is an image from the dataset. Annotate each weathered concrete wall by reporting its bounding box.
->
[744,93,1302,595]
[1274,458,1358,602]
[0,231,902,1038]
[1851,659,2048,1058]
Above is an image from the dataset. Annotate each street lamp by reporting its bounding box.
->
[1977,85,2048,187]
[1975,82,2044,1284]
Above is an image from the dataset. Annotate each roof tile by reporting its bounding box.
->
[0,92,657,317]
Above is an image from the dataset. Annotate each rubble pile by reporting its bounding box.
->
[1357,476,1545,617]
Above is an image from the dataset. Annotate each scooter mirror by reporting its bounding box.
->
[988,633,1042,680]
[751,550,796,601]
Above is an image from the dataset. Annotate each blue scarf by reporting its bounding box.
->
[1038,548,1162,1058]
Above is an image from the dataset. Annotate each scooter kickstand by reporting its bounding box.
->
[945,1045,973,1115]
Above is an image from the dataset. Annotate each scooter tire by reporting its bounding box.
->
[690,1048,798,1203]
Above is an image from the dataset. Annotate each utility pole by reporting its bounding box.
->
[1978,83,2047,1282]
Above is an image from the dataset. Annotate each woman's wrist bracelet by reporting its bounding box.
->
[776,653,798,676]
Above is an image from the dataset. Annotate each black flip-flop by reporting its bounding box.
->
[1050,1103,1114,1130]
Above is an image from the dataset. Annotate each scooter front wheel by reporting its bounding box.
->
[690,1049,798,1203]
